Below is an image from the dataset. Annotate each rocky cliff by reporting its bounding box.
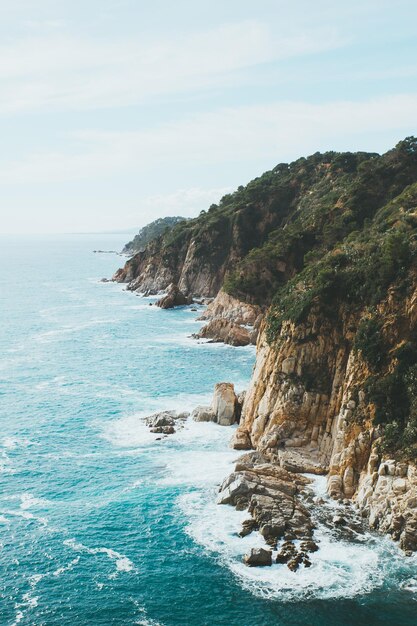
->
[112,147,377,298]
[231,179,417,550]
[233,281,417,551]
[115,137,417,553]
[114,137,417,306]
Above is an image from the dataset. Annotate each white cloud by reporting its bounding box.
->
[130,187,233,221]
[0,20,343,113]
[1,94,416,185]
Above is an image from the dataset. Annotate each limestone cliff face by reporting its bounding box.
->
[233,284,417,551]
[113,237,188,293]
[194,291,264,346]
[198,291,262,325]
[113,233,232,296]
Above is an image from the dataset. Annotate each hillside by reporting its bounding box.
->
[115,138,417,301]
[122,216,187,254]
[114,138,417,551]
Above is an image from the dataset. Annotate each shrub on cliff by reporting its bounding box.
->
[123,216,188,253]
[353,316,387,371]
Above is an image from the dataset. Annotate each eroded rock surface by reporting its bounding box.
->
[218,452,317,569]
[156,284,192,309]
[229,281,417,556]
[198,291,262,326]
[212,382,239,426]
[192,406,216,423]
[195,318,252,346]
[191,383,242,426]
[243,548,272,567]
[194,291,263,346]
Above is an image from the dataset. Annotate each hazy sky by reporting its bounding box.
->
[1,0,417,234]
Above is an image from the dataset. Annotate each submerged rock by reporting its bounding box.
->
[150,425,175,435]
[275,540,315,570]
[300,539,319,553]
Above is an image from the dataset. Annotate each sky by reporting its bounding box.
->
[0,0,416,234]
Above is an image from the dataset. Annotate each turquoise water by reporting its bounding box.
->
[0,235,416,626]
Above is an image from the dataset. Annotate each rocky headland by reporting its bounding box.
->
[113,138,417,562]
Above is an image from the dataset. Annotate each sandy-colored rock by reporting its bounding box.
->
[212,382,238,426]
[192,406,216,422]
[232,287,417,553]
[218,456,315,563]
[231,429,252,450]
[195,318,251,346]
[198,290,262,325]
[194,290,263,346]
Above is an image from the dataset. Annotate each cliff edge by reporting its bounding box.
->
[115,137,417,552]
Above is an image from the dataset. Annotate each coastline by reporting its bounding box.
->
[2,234,417,626]
[114,268,417,561]
[112,278,417,589]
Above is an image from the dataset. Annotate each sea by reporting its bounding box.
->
[0,234,416,626]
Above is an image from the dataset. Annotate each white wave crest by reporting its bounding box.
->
[63,538,135,577]
[177,489,412,601]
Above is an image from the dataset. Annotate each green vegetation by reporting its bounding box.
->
[227,137,417,308]
[353,316,386,371]
[256,139,417,459]
[123,137,417,459]
[365,343,417,461]
[123,216,187,253]
[265,174,417,342]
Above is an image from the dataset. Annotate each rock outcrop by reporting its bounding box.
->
[232,281,417,554]
[192,383,242,426]
[192,406,216,423]
[195,318,252,347]
[355,457,417,552]
[218,452,317,569]
[156,284,192,309]
[194,291,263,346]
[243,548,272,567]
[145,410,189,436]
[212,382,239,426]
[198,291,262,326]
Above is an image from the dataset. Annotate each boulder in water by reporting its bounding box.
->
[212,382,238,426]
[156,284,192,309]
[243,548,272,567]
